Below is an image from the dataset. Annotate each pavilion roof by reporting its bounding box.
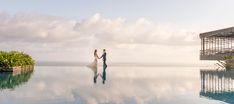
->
[200,27,234,38]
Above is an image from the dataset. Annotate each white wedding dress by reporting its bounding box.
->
[87,54,98,73]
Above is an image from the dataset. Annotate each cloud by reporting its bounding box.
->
[0,12,201,63]
[75,14,199,46]
[0,12,78,43]
[0,12,199,47]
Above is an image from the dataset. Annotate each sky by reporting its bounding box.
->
[0,0,234,64]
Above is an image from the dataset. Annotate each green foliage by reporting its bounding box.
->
[224,56,234,60]
[0,51,35,67]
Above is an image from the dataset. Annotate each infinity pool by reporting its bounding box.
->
[0,66,228,104]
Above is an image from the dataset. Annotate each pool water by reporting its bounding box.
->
[0,66,229,104]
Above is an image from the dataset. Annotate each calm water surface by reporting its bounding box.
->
[0,66,229,104]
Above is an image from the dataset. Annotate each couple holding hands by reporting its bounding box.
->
[87,49,107,84]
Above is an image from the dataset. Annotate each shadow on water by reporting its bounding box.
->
[200,69,234,104]
[0,69,34,90]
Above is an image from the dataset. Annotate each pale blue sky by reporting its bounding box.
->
[1,0,234,26]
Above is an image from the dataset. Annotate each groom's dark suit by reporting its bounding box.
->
[100,52,107,67]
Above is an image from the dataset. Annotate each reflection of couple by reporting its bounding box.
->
[87,49,107,84]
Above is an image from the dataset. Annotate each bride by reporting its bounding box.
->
[87,49,100,83]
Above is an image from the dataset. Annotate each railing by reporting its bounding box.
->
[200,48,234,56]
[200,49,234,60]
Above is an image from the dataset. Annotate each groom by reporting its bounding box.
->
[99,49,107,68]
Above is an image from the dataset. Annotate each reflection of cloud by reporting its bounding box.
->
[36,81,46,91]
[0,66,202,104]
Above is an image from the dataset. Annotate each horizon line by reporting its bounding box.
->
[35,61,214,67]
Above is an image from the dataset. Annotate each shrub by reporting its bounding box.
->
[0,51,35,68]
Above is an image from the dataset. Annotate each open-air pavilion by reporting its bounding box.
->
[200,27,234,60]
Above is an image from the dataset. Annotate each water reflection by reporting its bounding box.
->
[100,65,107,84]
[0,66,217,104]
[89,63,108,84]
[200,69,234,104]
[0,69,34,90]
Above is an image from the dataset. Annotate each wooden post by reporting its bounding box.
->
[216,37,218,54]
[203,38,205,55]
